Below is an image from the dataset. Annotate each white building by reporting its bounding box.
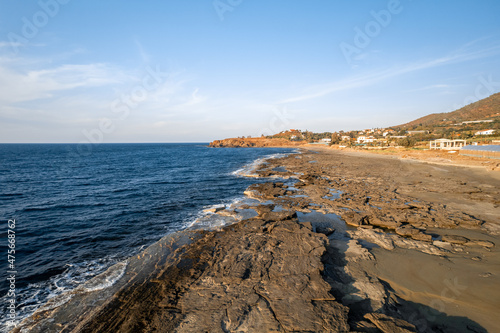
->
[429,138,466,150]
[461,120,493,124]
[357,136,375,144]
[475,129,495,136]
[319,138,332,143]
[341,136,351,141]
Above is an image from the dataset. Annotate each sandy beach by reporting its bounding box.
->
[15,147,500,333]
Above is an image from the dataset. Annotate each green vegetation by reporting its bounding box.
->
[399,92,500,128]
[265,93,500,148]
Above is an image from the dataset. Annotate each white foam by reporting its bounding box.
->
[4,150,302,331]
[185,196,261,231]
[34,292,75,313]
[76,261,127,292]
[0,256,125,330]
[231,153,289,178]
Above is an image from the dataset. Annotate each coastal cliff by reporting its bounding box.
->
[209,137,306,148]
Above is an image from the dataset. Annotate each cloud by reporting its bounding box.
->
[0,59,125,103]
[404,84,454,93]
[0,51,236,143]
[279,41,500,104]
[0,41,23,49]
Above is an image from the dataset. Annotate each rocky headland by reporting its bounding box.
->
[209,137,305,148]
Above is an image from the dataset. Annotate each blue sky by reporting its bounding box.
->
[1,0,500,143]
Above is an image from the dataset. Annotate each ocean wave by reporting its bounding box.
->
[0,256,126,331]
[231,153,289,177]
[75,261,127,293]
[1,144,298,330]
[185,196,260,231]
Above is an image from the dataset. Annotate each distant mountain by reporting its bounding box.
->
[399,92,500,128]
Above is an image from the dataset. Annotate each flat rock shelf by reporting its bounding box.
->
[14,147,499,333]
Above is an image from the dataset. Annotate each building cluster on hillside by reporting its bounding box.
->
[271,116,498,151]
[475,129,495,136]
[284,119,499,149]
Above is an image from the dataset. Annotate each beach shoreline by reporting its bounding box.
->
[314,145,500,172]
[14,148,499,332]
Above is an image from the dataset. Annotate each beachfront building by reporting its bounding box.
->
[341,135,351,141]
[319,138,332,144]
[474,129,495,136]
[429,138,466,150]
[356,136,375,144]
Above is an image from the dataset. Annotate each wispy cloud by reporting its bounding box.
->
[279,41,500,104]
[405,84,453,93]
[0,52,220,142]
[0,41,23,49]
[0,59,125,103]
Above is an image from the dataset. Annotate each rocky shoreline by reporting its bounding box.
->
[14,148,499,332]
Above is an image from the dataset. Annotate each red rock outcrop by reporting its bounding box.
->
[209,137,306,148]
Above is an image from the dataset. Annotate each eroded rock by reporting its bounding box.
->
[442,235,469,245]
[364,312,417,333]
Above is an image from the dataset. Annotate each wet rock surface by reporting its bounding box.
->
[16,148,499,333]
[68,216,358,332]
[256,148,498,333]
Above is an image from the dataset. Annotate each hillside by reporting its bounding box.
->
[399,92,500,128]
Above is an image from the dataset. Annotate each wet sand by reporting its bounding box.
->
[260,147,499,332]
[14,147,500,332]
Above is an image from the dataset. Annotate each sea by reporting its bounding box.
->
[0,143,295,330]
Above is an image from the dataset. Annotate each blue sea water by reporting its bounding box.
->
[0,143,294,328]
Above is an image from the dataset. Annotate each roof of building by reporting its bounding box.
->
[461,145,500,152]
[433,138,465,142]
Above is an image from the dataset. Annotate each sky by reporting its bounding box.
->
[1,0,500,143]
